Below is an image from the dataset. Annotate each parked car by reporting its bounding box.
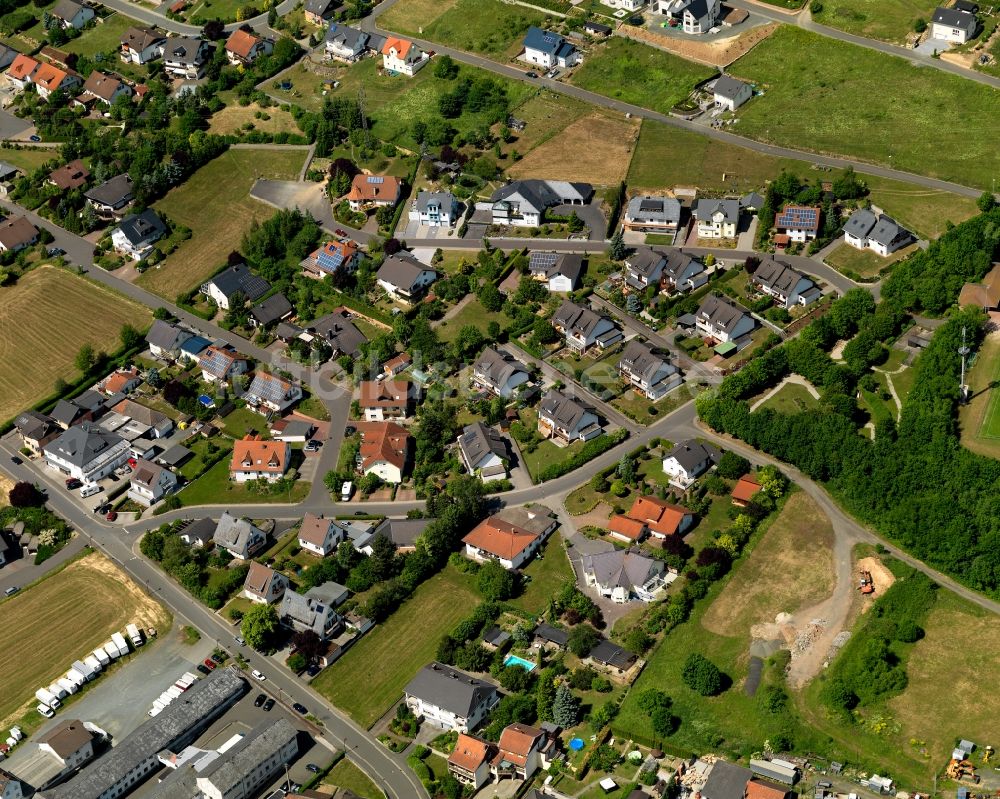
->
[306,764,321,774]
[292,702,307,715]
[211,652,226,664]
[196,664,211,675]
[4,586,19,597]
[106,511,118,522]
[37,704,54,718]
[344,425,356,436]
[525,71,538,78]
[254,693,266,707]
[10,456,22,465]
[65,478,82,490]
[304,440,322,452]
[251,670,266,681]
[234,636,246,646]
[203,659,216,670]
[262,697,275,711]
[306,663,320,677]
[47,247,65,257]
[335,228,347,237]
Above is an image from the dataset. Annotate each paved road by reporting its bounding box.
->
[99,0,298,35]
[0,445,428,799]
[363,6,984,199]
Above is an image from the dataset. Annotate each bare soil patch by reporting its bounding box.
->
[620,22,778,67]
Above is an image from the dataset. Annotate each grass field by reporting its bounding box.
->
[863,176,979,239]
[500,91,590,159]
[378,0,456,31]
[143,148,306,299]
[434,296,506,341]
[510,535,575,615]
[701,492,834,636]
[571,38,715,116]
[403,0,547,57]
[508,111,640,186]
[0,551,170,728]
[812,0,936,42]
[0,148,58,173]
[65,14,139,59]
[823,241,915,280]
[175,458,310,507]
[324,758,383,799]
[728,27,1000,189]
[208,103,302,136]
[312,566,479,727]
[756,382,819,414]
[958,333,1000,457]
[0,266,151,423]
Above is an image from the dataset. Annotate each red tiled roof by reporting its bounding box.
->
[731,474,761,503]
[231,435,289,475]
[225,28,262,59]
[746,781,790,799]
[448,734,492,773]
[462,516,538,561]
[382,36,413,58]
[359,379,408,409]
[346,173,402,203]
[8,54,39,81]
[357,421,411,471]
[628,495,690,536]
[608,515,645,541]
[494,723,543,767]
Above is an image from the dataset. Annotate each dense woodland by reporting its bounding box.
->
[699,207,1000,596]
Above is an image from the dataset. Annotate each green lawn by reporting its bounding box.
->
[312,566,480,727]
[812,0,936,42]
[859,386,895,426]
[521,438,584,481]
[823,241,916,280]
[64,14,139,59]
[756,382,819,414]
[220,407,269,439]
[324,758,383,799]
[0,148,58,174]
[144,148,307,300]
[862,176,979,239]
[175,458,310,506]
[510,534,574,615]
[612,384,692,425]
[177,437,233,482]
[179,0,250,23]
[434,297,506,342]
[297,395,330,422]
[728,27,1000,189]
[571,38,715,116]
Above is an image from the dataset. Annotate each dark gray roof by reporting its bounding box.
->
[539,389,597,433]
[551,300,613,339]
[740,191,765,209]
[696,294,750,335]
[156,444,192,467]
[703,761,753,799]
[491,179,592,214]
[528,252,584,286]
[306,0,339,14]
[251,293,292,326]
[146,319,189,351]
[752,257,811,295]
[662,250,703,282]
[626,247,665,279]
[713,75,750,101]
[372,517,433,549]
[588,639,636,670]
[474,347,529,392]
[619,339,678,385]
[666,439,719,472]
[843,208,877,239]
[414,190,455,213]
[84,173,133,206]
[626,196,681,223]
[206,264,271,303]
[533,623,568,647]
[458,422,508,467]
[324,21,372,49]
[310,312,367,357]
[50,399,85,426]
[695,198,740,224]
[39,670,245,799]
[868,215,910,248]
[51,0,85,20]
[404,662,500,718]
[584,19,612,33]
[376,254,437,292]
[179,517,215,543]
[14,410,58,440]
[117,208,166,247]
[582,549,663,592]
[43,422,124,467]
[164,36,208,66]
[932,5,977,28]
[189,718,297,795]
[279,589,339,637]
[482,625,510,646]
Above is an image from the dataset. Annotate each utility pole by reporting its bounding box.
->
[959,326,970,403]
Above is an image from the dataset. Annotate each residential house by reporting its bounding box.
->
[178,517,215,547]
[713,75,752,111]
[694,294,755,345]
[462,505,557,570]
[0,216,39,252]
[311,312,368,358]
[0,44,18,72]
[250,293,293,328]
[0,767,26,799]
[230,436,290,483]
[659,250,707,293]
[297,512,345,556]
[376,254,438,302]
[301,239,361,278]
[931,5,978,42]
[533,623,568,651]
[404,662,501,732]
[225,28,273,65]
[608,515,647,543]
[324,22,380,60]
[47,159,89,190]
[731,473,761,507]
[77,71,133,108]
[551,300,623,352]
[120,26,166,64]
[473,347,530,399]
[85,173,134,218]
[198,346,249,384]
[39,720,95,768]
[359,379,414,421]
[959,263,1000,311]
[51,0,94,28]
[408,190,458,227]
[381,36,426,76]
[112,209,167,259]
[306,0,340,24]
[522,27,581,68]
[618,339,683,401]
[270,418,315,442]
[528,251,584,291]
[244,372,303,415]
[32,62,81,99]
[280,588,342,639]
[50,395,100,429]
[492,723,545,781]
[702,761,754,799]
[750,256,821,308]
[623,196,681,235]
[656,0,720,33]
[624,495,694,540]
[347,173,402,210]
[741,191,765,212]
[357,421,411,483]
[201,263,271,310]
[694,198,740,238]
[145,320,192,361]
[242,561,289,604]
[370,517,433,553]
[582,548,666,603]
[662,439,718,488]
[162,36,211,79]
[5,54,38,90]
[102,366,142,396]
[457,422,509,482]
[775,205,820,243]
[587,639,638,674]
[112,399,174,438]
[13,411,60,454]
[448,735,494,790]
[537,389,602,443]
[842,208,912,256]
[127,459,177,506]
[603,0,646,9]
[583,19,613,35]
[381,352,412,378]
[624,247,667,290]
[214,512,267,559]
[0,161,20,198]
[43,423,130,482]
[491,179,592,227]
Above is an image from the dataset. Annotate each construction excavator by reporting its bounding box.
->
[858,570,875,595]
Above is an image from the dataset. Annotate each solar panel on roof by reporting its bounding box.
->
[367,176,384,184]
[317,246,346,272]
[529,252,559,271]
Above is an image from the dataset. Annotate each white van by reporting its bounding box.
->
[341,481,353,501]
[79,484,102,498]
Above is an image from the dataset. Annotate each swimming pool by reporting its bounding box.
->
[503,654,537,672]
